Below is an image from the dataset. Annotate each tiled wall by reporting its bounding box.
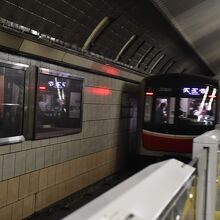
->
[0,51,141,219]
[0,147,119,219]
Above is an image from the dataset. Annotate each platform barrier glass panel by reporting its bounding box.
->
[160,175,197,220]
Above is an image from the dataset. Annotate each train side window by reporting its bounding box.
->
[0,66,25,142]
[154,97,175,124]
[144,95,153,122]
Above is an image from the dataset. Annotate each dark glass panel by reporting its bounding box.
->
[35,72,83,139]
[0,67,24,138]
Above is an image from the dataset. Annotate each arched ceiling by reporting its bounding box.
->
[0,0,213,76]
[151,0,220,78]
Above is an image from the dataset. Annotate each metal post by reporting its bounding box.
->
[193,129,220,220]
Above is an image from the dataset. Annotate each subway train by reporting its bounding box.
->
[139,73,219,157]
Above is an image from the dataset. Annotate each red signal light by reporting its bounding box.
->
[146,92,154,96]
[39,86,46,91]
[85,87,111,96]
[99,64,119,76]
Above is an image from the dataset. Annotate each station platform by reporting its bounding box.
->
[59,129,220,220]
[28,157,220,220]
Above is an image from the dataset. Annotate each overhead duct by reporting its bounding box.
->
[115,35,136,61]
[82,16,111,50]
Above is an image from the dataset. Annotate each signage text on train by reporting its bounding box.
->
[182,87,206,96]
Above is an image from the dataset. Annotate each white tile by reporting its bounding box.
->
[44,146,53,167]
[10,143,22,153]
[79,140,87,156]
[25,149,36,173]
[97,120,104,136]
[40,139,50,147]
[65,135,72,142]
[22,141,32,151]
[82,121,89,138]
[67,142,73,160]
[53,144,61,164]
[15,151,26,176]
[3,153,15,180]
[60,142,68,162]
[72,140,80,158]
[0,145,10,155]
[36,147,45,169]
[49,137,57,145]
[71,132,82,141]
[31,140,41,148]
[0,156,3,181]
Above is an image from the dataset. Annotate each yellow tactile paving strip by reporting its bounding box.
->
[216,212,220,220]
[180,186,196,220]
[216,154,220,220]
[216,176,220,220]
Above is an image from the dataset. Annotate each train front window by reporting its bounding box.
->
[154,97,175,124]
[179,86,217,126]
[179,95,216,126]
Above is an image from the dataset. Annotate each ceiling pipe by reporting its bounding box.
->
[158,58,173,74]
[144,50,161,71]
[115,34,136,61]
[136,46,154,68]
[82,16,111,50]
[127,40,145,64]
[149,54,166,74]
[164,60,176,73]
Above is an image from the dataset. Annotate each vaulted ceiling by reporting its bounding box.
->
[152,0,220,78]
[0,0,213,76]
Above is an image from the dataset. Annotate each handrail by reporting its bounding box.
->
[188,157,199,167]
[64,159,195,220]
[158,172,196,220]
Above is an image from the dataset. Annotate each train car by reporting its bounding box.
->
[139,73,219,157]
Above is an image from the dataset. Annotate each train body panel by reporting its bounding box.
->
[142,129,194,153]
